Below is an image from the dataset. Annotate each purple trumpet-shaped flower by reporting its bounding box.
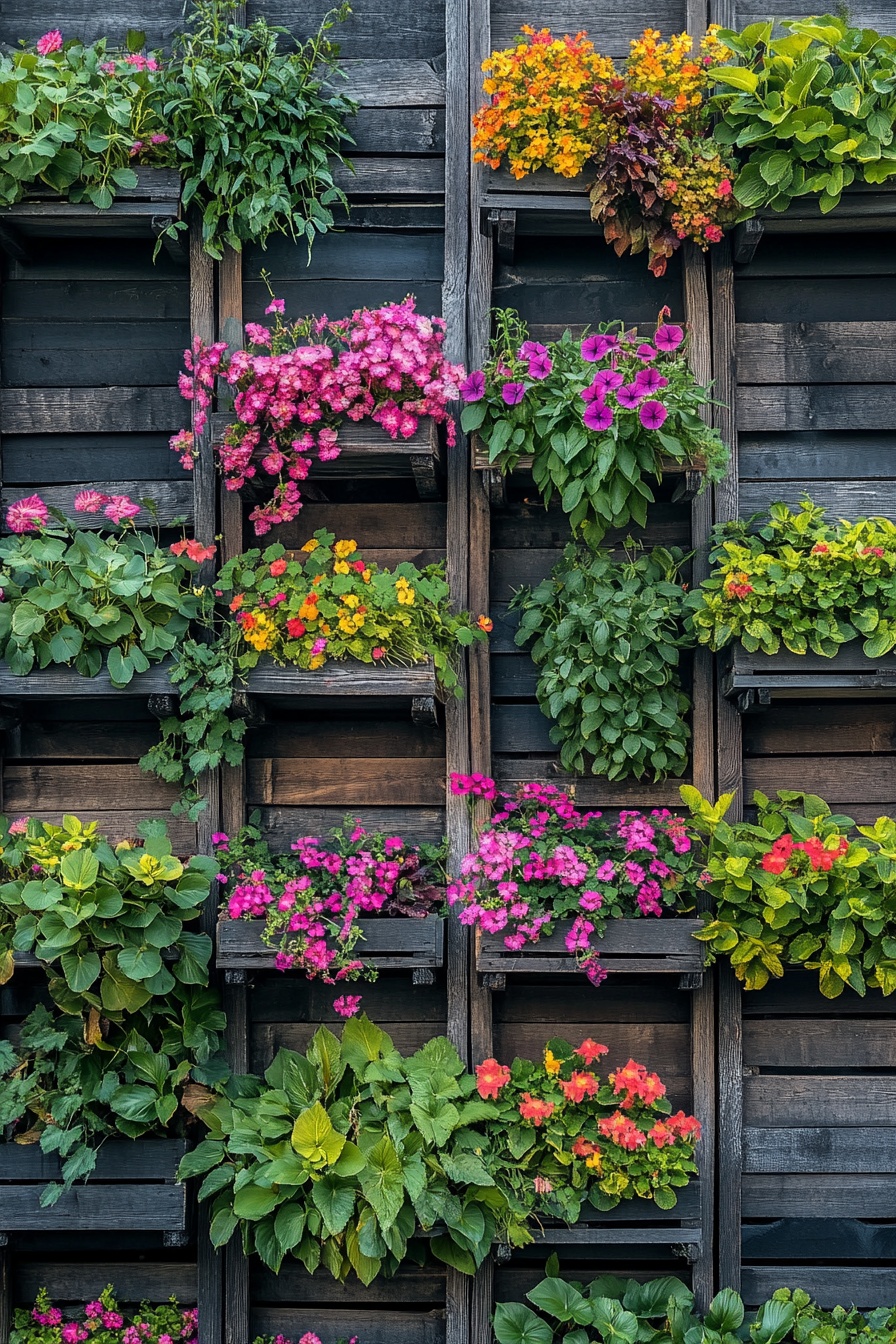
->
[580,379,606,405]
[519,340,548,359]
[636,343,658,361]
[527,352,553,380]
[616,382,646,409]
[634,366,665,394]
[581,332,619,362]
[639,400,668,430]
[654,323,685,352]
[584,401,614,431]
[460,370,486,402]
[501,381,527,406]
[594,367,624,392]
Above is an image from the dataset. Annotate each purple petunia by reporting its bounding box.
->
[639,400,668,430]
[634,366,665,394]
[580,379,605,405]
[636,343,657,361]
[527,352,553,380]
[519,340,548,359]
[581,333,618,362]
[584,401,614,431]
[501,381,527,405]
[616,382,646,409]
[594,368,624,392]
[654,323,685,352]
[460,370,486,401]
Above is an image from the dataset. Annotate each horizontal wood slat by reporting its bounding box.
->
[744,1076,896,1127]
[477,919,704,975]
[245,659,437,697]
[250,1310,444,1344]
[0,663,174,696]
[1,481,193,530]
[741,1267,896,1310]
[246,758,445,807]
[217,916,445,969]
[743,1126,896,1173]
[744,1020,896,1069]
[0,388,184,434]
[736,322,896,384]
[736,385,896,432]
[257,806,446,849]
[742,1173,896,1218]
[0,1185,187,1231]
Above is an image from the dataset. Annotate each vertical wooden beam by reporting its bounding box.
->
[0,1237,10,1344]
[683,244,715,1312]
[717,968,743,1292]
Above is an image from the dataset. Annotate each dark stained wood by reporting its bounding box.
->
[737,385,896,433]
[257,805,446,848]
[739,479,896,518]
[0,387,183,434]
[1,481,192,529]
[245,659,437,697]
[16,1263,197,1304]
[744,1076,896,1127]
[741,1268,896,1311]
[737,322,896,384]
[743,704,896,756]
[250,1309,445,1344]
[742,1173,896,1218]
[743,1127,896,1173]
[246,756,446,806]
[742,755,896,806]
[333,158,444,196]
[477,919,704,976]
[217,916,445,969]
[744,1019,896,1069]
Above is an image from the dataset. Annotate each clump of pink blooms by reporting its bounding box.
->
[171,294,465,535]
[254,1334,358,1344]
[449,774,703,984]
[19,1288,196,1344]
[5,491,142,533]
[219,819,445,982]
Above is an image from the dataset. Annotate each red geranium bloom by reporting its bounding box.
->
[560,1070,598,1104]
[518,1092,555,1126]
[475,1058,510,1100]
[575,1038,609,1065]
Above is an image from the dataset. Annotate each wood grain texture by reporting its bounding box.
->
[218,917,445,968]
[737,384,896,432]
[744,1076,896,1127]
[737,322,896,384]
[246,757,446,806]
[0,387,183,434]
[743,1127,896,1174]
[744,1018,896,1068]
[1,481,192,529]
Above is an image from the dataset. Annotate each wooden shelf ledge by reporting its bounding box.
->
[477,918,704,990]
[209,414,444,500]
[217,915,445,978]
[495,1183,702,1259]
[0,662,175,698]
[0,1139,187,1234]
[734,183,896,262]
[721,645,896,712]
[245,657,438,701]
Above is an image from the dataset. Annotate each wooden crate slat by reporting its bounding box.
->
[246,757,446,807]
[21,169,181,203]
[257,806,446,849]
[743,1173,896,1218]
[744,1019,896,1069]
[250,1309,445,1344]
[744,1075,896,1127]
[0,662,174,697]
[217,916,445,968]
[245,658,437,697]
[741,1268,896,1311]
[736,384,896,433]
[477,919,704,975]
[736,322,896,385]
[332,158,444,196]
[743,1126,896,1174]
[1,481,193,530]
[0,1184,187,1232]
[0,388,184,435]
[0,1139,186,1181]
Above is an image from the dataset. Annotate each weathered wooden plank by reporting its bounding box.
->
[487,4,687,59]
[744,1076,896,1127]
[246,757,445,806]
[3,323,188,387]
[494,760,689,808]
[742,1173,896,1218]
[739,480,896,519]
[0,664,173,697]
[340,59,445,106]
[736,322,896,384]
[738,431,896,480]
[0,1140,186,1181]
[741,1267,896,1311]
[209,414,439,460]
[1,481,192,529]
[349,106,445,153]
[744,1019,896,1069]
[737,385,896,432]
[244,230,444,282]
[2,434,181,484]
[257,805,446,848]
[490,501,688,549]
[16,1263,197,1305]
[3,279,188,322]
[246,717,444,759]
[0,388,183,434]
[273,498,446,546]
[743,704,896,756]
[0,7,183,48]
[3,763,180,811]
[729,646,896,675]
[248,0,446,60]
[333,157,444,196]
[478,920,703,977]
[737,274,896,325]
[742,756,896,806]
[492,703,552,753]
[742,1218,896,1262]
[250,1309,445,1344]
[497,980,689,1024]
[0,1185,187,1231]
[217,916,445,968]
[244,659,437,697]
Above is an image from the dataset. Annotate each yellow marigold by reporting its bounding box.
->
[396,586,415,605]
[309,654,325,670]
[301,539,319,553]
[334,560,350,575]
[334,539,357,558]
[343,594,359,609]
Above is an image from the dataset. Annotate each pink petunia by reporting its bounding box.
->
[6,494,48,533]
[527,352,553,380]
[654,323,684,352]
[333,994,362,1018]
[459,370,485,401]
[518,340,547,359]
[104,495,141,523]
[634,366,665,394]
[636,344,657,361]
[594,367,624,392]
[265,298,286,315]
[580,380,605,405]
[639,400,668,430]
[501,381,526,406]
[583,401,613,431]
[74,489,110,514]
[36,29,63,55]
[616,382,646,409]
[581,333,618,362]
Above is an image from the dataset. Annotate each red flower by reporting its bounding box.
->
[667,1110,701,1141]
[353,560,366,572]
[229,594,244,612]
[519,1092,555,1126]
[572,1135,600,1158]
[270,558,288,577]
[761,852,788,875]
[705,224,723,243]
[286,618,306,639]
[648,1121,676,1148]
[575,1038,609,1066]
[560,1070,598,1103]
[812,543,830,554]
[477,615,494,633]
[599,1110,647,1150]
[171,538,217,563]
[475,1058,510,1100]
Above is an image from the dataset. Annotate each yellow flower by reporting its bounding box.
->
[343,594,359,609]
[334,539,357,558]
[397,586,415,605]
[362,569,371,582]
[309,654,325,670]
[544,1049,561,1076]
[192,586,206,596]
[586,1152,603,1172]
[334,560,350,575]
[301,539,319,553]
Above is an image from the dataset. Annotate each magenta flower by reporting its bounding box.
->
[459,370,486,401]
[636,344,657,361]
[655,323,685,352]
[6,494,48,533]
[104,495,141,523]
[265,298,286,315]
[583,402,614,431]
[36,29,62,55]
[581,333,618,362]
[616,382,646,409]
[580,380,605,405]
[527,353,552,379]
[634,367,664,394]
[74,489,110,513]
[594,368,624,392]
[639,400,668,430]
[150,133,170,145]
[518,340,547,359]
[501,381,526,406]
[333,994,362,1018]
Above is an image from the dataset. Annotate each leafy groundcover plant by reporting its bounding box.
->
[173,293,463,534]
[0,492,208,685]
[460,310,727,539]
[712,16,896,216]
[512,544,695,780]
[217,816,446,980]
[689,500,896,658]
[683,785,896,997]
[0,28,169,209]
[450,775,701,984]
[14,1287,197,1344]
[0,815,227,1201]
[492,1270,877,1344]
[472,26,738,273]
[181,1017,699,1278]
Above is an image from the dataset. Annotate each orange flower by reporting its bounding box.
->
[572,1135,600,1158]
[599,1109,647,1150]
[270,558,288,577]
[667,1110,701,1141]
[171,538,217,563]
[477,615,494,633]
[560,1070,598,1104]
[475,1057,511,1100]
[229,594,244,612]
[575,1038,609,1066]
[648,1120,676,1148]
[519,1092,555,1127]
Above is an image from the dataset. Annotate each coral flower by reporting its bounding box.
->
[475,1057,511,1099]
[74,490,110,513]
[576,1038,609,1065]
[519,1092,555,1126]
[478,615,494,632]
[560,1070,598,1103]
[270,557,288,576]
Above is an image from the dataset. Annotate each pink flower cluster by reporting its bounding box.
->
[22,1291,196,1344]
[220,822,444,982]
[4,491,142,533]
[172,296,465,535]
[449,777,703,984]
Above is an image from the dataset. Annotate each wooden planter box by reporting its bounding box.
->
[0,169,181,257]
[209,414,444,501]
[734,181,896,262]
[217,915,446,976]
[0,1139,187,1234]
[0,661,175,698]
[477,918,704,987]
[721,644,896,711]
[494,1180,702,1259]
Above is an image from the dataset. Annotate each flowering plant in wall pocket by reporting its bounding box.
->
[14,1286,198,1344]
[173,292,464,535]
[450,775,702,983]
[460,309,727,541]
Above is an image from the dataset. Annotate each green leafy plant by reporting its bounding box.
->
[713,16,896,215]
[0,29,170,209]
[181,1018,700,1279]
[460,310,727,542]
[512,544,694,780]
[688,499,896,658]
[492,1268,838,1344]
[157,0,356,258]
[0,502,204,686]
[0,815,227,1202]
[683,785,896,997]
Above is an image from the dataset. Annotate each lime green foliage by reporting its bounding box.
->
[714,16,896,215]
[512,545,694,781]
